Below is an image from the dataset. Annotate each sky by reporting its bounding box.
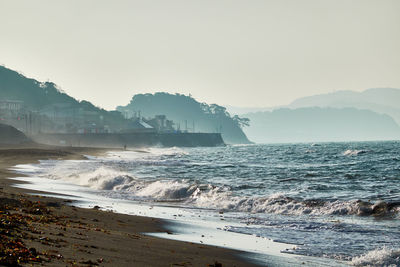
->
[0,0,399,110]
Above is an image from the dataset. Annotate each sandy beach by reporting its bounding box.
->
[0,145,260,267]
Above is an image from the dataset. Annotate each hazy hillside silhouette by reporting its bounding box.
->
[244,107,400,143]
[117,93,251,144]
[290,88,400,125]
[0,65,127,129]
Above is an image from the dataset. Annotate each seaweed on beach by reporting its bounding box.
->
[0,195,111,266]
[0,197,65,265]
[0,235,41,266]
[0,200,43,266]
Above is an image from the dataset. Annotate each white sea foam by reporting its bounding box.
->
[135,180,197,200]
[190,187,392,216]
[34,163,398,216]
[351,247,400,267]
[10,164,42,174]
[343,149,368,156]
[106,147,188,161]
[43,166,136,191]
[146,147,189,156]
[189,187,371,216]
[192,193,361,216]
[39,163,198,200]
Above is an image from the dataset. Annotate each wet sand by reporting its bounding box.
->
[0,145,260,266]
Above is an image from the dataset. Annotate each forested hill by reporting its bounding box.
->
[0,66,77,109]
[117,93,251,144]
[0,65,126,128]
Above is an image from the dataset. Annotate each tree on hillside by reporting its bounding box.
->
[233,115,250,129]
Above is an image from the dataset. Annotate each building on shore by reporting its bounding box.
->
[146,115,175,133]
[0,99,183,136]
[0,100,23,113]
[120,118,156,133]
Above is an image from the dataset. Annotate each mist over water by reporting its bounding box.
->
[16,141,400,265]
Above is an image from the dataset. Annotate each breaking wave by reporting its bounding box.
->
[41,166,193,200]
[41,166,400,217]
[44,166,137,191]
[351,247,400,267]
[191,191,400,217]
[343,149,369,156]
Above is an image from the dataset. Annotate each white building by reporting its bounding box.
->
[0,100,23,112]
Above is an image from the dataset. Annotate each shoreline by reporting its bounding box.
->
[0,145,261,266]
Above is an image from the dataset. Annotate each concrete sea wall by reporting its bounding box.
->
[31,132,225,148]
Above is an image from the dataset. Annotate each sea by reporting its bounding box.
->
[10,141,400,266]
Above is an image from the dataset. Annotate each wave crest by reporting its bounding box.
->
[351,247,400,266]
[41,165,399,217]
[343,149,368,156]
[135,180,197,200]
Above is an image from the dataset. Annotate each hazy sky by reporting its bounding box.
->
[1,0,399,110]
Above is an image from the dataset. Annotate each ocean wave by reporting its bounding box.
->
[351,247,400,266]
[44,166,138,191]
[42,165,199,200]
[135,180,197,200]
[191,190,400,217]
[146,147,189,156]
[343,149,368,156]
[38,165,400,217]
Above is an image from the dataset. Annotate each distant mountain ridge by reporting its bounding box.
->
[234,87,400,143]
[228,88,400,123]
[117,93,251,144]
[225,106,273,116]
[244,107,400,143]
[289,88,400,124]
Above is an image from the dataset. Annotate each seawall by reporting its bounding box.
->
[30,132,225,148]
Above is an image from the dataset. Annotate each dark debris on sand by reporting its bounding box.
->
[0,197,44,266]
[0,195,106,266]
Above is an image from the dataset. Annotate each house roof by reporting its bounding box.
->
[129,120,154,129]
